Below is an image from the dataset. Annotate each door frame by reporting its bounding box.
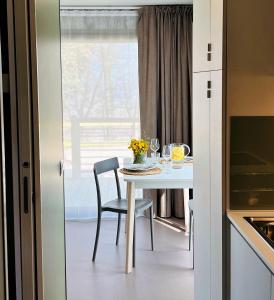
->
[0,29,7,300]
[6,0,41,299]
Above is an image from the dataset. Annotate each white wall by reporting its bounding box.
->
[61,0,192,7]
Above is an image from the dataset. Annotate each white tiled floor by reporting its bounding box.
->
[65,217,194,300]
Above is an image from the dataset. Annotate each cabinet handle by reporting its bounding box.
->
[59,160,64,176]
[207,80,212,99]
[207,43,212,61]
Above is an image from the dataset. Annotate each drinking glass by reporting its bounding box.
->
[150,138,160,163]
[162,145,171,171]
[162,145,170,163]
[150,138,160,155]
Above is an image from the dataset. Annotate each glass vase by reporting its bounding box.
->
[133,152,147,164]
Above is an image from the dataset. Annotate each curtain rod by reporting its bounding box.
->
[60,6,141,10]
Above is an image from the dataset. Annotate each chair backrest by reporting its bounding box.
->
[93,157,121,209]
[94,157,119,175]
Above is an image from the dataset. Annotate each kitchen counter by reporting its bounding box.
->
[227,210,274,274]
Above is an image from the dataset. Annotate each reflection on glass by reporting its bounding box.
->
[230,117,274,210]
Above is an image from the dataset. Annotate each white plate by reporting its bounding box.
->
[124,163,155,171]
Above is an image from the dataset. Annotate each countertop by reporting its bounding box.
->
[227,210,274,274]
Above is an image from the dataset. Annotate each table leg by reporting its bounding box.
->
[125,182,135,274]
[183,189,190,236]
[125,211,128,234]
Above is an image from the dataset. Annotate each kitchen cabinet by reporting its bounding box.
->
[193,0,223,72]
[209,70,223,300]
[193,0,224,298]
[230,224,272,300]
[193,70,222,300]
[193,71,211,300]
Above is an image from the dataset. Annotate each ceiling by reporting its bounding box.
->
[60,0,193,7]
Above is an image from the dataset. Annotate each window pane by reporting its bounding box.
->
[61,11,140,220]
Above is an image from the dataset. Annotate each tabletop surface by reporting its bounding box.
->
[122,162,193,184]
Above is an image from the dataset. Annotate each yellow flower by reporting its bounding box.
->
[128,138,149,155]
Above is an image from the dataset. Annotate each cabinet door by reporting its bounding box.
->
[194,70,223,300]
[230,225,272,300]
[193,0,223,72]
[193,0,211,72]
[211,0,223,70]
[193,71,211,300]
[210,70,223,300]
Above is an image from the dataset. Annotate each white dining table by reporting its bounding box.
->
[122,161,193,274]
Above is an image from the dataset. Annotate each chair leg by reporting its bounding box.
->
[133,215,136,268]
[116,213,121,246]
[189,211,192,251]
[92,211,102,262]
[149,206,154,251]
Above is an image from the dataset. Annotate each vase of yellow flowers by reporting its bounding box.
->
[128,138,149,164]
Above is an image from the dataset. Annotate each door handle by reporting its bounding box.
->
[59,160,64,176]
[23,176,28,214]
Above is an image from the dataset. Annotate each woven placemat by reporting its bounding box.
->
[119,167,162,176]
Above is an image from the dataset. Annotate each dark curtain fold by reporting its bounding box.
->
[138,5,193,218]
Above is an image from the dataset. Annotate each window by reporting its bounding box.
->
[61,10,140,219]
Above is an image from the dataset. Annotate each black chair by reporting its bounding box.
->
[188,198,194,269]
[92,157,154,267]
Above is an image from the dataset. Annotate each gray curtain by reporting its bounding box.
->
[138,5,193,218]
